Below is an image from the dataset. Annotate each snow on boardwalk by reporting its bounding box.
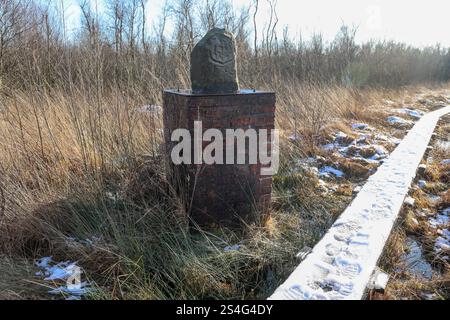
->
[269,105,450,300]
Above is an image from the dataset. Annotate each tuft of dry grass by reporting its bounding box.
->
[0,256,50,300]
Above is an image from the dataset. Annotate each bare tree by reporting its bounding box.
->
[108,0,124,54]
[79,0,101,49]
[169,0,196,72]
[0,0,34,77]
[264,0,278,57]
[252,0,258,62]
[140,0,146,52]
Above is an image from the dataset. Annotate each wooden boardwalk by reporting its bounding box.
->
[269,105,450,300]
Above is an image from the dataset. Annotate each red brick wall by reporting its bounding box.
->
[163,90,276,227]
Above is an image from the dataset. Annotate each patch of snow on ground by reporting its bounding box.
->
[269,106,450,300]
[319,166,344,178]
[351,123,370,130]
[395,108,424,119]
[355,134,371,144]
[362,145,389,161]
[36,257,52,269]
[372,271,389,290]
[48,282,91,296]
[423,205,449,256]
[224,244,241,252]
[292,157,321,175]
[387,116,413,125]
[321,143,338,151]
[435,237,450,252]
[375,134,401,145]
[437,229,450,238]
[317,179,329,193]
[135,105,162,114]
[321,130,394,163]
[65,236,102,249]
[404,196,415,206]
[429,214,449,229]
[35,257,91,299]
[321,132,353,152]
[335,131,348,141]
[44,261,79,281]
[426,195,441,205]
[418,180,427,188]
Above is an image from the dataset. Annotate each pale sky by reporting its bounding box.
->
[63,0,450,47]
[256,0,450,47]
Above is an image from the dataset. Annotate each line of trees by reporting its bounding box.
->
[0,0,449,101]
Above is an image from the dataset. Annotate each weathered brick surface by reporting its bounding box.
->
[163,89,276,226]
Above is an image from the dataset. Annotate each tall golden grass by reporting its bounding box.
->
[0,78,419,299]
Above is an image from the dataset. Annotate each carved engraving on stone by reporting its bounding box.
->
[209,37,233,66]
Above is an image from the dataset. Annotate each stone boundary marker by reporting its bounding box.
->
[163,28,276,226]
[269,105,450,300]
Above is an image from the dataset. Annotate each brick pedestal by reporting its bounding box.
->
[163,89,276,226]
